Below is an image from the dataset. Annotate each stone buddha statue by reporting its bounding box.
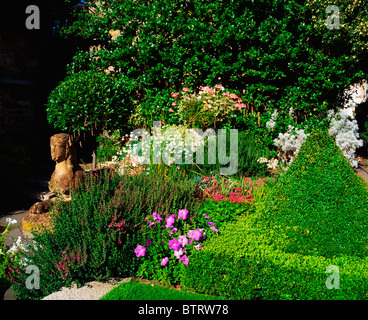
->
[49,133,84,195]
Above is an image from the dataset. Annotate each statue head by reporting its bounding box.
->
[50,133,71,162]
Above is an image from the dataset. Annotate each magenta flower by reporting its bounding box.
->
[210,226,218,233]
[207,221,216,226]
[174,248,185,259]
[168,238,181,251]
[145,239,152,246]
[180,255,189,265]
[134,245,146,257]
[161,257,169,266]
[178,209,189,220]
[203,213,210,219]
[188,229,202,241]
[148,221,154,228]
[165,214,175,228]
[152,212,162,223]
[169,227,178,236]
[178,235,188,247]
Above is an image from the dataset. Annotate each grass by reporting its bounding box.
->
[100,279,224,300]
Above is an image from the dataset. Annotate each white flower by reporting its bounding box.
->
[6,218,17,225]
[266,110,278,130]
[328,108,363,168]
[257,157,269,164]
[267,158,279,170]
[274,125,309,164]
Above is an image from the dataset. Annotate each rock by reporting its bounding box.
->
[22,210,52,232]
[28,200,52,215]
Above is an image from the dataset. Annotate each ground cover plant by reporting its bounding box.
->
[100,278,224,300]
[183,130,368,299]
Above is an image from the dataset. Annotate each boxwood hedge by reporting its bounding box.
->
[183,131,368,299]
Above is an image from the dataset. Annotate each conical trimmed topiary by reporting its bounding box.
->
[272,129,368,258]
[183,130,368,300]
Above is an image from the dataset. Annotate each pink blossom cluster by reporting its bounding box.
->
[170,84,247,111]
[134,208,218,268]
[57,250,84,281]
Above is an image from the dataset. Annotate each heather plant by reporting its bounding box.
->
[10,168,201,299]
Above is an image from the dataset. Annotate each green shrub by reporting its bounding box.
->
[59,0,365,132]
[183,130,368,300]
[10,169,201,299]
[96,130,124,162]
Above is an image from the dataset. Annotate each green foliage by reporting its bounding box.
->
[56,0,365,133]
[197,198,254,229]
[46,70,134,134]
[173,85,245,129]
[134,208,217,286]
[11,169,201,299]
[96,130,124,162]
[100,279,224,300]
[0,224,11,288]
[183,130,368,300]
[237,131,273,177]
[272,130,368,258]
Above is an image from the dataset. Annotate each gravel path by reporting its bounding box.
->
[42,278,132,300]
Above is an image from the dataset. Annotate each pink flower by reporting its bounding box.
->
[223,91,230,96]
[148,221,154,228]
[180,255,189,265]
[182,87,190,92]
[169,238,181,251]
[171,92,179,99]
[169,108,174,112]
[178,235,188,247]
[203,213,210,219]
[174,248,185,259]
[178,209,188,220]
[161,257,169,266]
[215,84,224,90]
[210,227,219,233]
[134,245,146,257]
[203,86,215,94]
[188,229,202,241]
[165,214,175,228]
[207,221,216,226]
[230,93,239,100]
[152,212,162,223]
[169,227,178,236]
[145,239,152,246]
[203,176,210,183]
[235,187,242,192]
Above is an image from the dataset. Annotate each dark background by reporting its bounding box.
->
[0,1,80,210]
